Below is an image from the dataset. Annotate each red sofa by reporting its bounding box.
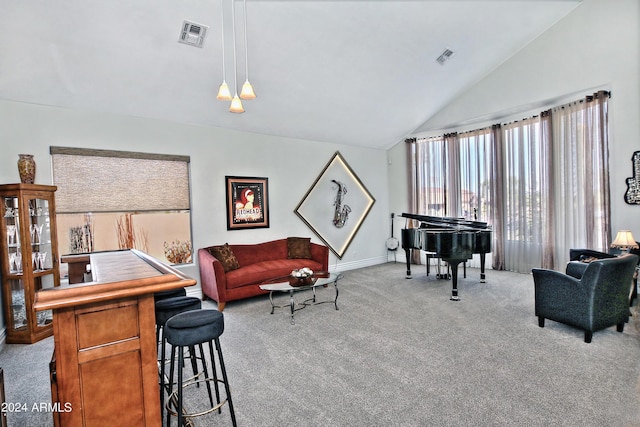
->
[198,238,329,311]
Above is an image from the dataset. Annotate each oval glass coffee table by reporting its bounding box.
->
[259,271,343,324]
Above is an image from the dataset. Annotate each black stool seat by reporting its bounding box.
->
[164,310,224,347]
[163,309,236,427]
[155,296,202,327]
[154,287,187,303]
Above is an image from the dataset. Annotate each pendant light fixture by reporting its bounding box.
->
[229,0,244,113]
[239,0,256,100]
[216,0,232,101]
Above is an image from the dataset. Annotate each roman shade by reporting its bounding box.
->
[50,147,190,214]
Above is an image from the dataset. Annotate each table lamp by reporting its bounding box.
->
[611,230,639,253]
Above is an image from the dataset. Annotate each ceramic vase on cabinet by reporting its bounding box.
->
[17,154,36,184]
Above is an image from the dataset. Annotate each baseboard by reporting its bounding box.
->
[330,256,388,272]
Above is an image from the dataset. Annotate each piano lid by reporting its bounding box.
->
[400,212,490,230]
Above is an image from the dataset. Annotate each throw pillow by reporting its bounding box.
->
[209,243,240,272]
[287,237,312,259]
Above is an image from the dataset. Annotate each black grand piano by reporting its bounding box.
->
[400,213,492,301]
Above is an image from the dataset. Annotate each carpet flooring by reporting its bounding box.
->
[1,262,639,426]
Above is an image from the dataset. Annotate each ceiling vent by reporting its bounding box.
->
[178,20,209,48]
[436,48,454,65]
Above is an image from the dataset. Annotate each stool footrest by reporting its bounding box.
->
[166,378,229,418]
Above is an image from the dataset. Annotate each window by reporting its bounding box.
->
[409,91,610,272]
[458,129,494,222]
[50,147,193,275]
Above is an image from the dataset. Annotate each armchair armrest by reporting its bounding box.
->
[532,268,591,321]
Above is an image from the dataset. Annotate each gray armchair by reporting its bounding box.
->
[532,253,639,343]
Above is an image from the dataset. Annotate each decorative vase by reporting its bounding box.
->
[17,154,36,184]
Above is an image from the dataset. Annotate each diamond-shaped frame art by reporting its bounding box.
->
[294,151,375,259]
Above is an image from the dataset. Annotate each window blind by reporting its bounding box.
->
[50,147,191,214]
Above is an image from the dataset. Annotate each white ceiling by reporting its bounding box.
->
[0,0,581,150]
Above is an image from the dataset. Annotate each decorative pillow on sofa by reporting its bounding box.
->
[209,243,240,272]
[287,237,312,259]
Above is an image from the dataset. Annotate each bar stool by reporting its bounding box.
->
[155,295,201,344]
[155,296,202,412]
[163,309,237,427]
[155,287,187,303]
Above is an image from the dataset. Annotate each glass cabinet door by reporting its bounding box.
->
[28,197,54,326]
[28,197,52,272]
[4,196,26,333]
[4,196,21,273]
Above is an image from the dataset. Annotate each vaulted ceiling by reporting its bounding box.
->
[0,0,581,149]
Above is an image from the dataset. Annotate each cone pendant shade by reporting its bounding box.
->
[230,94,244,113]
[240,80,256,99]
[217,81,232,100]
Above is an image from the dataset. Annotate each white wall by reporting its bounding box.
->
[388,0,640,249]
[0,99,390,332]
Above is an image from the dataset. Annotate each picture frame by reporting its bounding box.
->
[294,151,375,258]
[624,150,640,205]
[225,176,270,230]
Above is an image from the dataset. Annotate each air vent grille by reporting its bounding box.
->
[178,20,209,48]
[436,48,454,65]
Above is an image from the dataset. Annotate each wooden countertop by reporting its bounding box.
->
[35,249,196,311]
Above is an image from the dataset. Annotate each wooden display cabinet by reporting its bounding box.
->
[0,184,60,344]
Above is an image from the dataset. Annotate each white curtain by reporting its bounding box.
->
[407,137,448,264]
[418,136,448,216]
[502,117,547,272]
[458,129,494,223]
[551,92,611,267]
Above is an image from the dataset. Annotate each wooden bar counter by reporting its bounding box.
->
[34,249,196,427]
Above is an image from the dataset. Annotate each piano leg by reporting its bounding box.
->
[479,253,487,283]
[448,259,464,301]
[404,248,412,278]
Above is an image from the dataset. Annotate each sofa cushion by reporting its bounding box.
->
[225,259,324,289]
[287,237,312,259]
[231,240,288,266]
[208,243,240,272]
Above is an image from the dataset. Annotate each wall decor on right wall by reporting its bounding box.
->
[294,151,375,259]
[624,151,640,205]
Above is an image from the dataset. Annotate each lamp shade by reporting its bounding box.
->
[240,80,256,99]
[611,230,639,249]
[217,81,232,101]
[229,95,244,113]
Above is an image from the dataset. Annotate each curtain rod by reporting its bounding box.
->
[407,90,611,142]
